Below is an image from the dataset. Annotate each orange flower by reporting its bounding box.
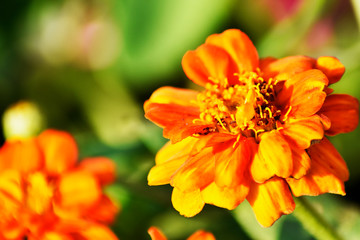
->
[0,129,119,239]
[148,226,215,240]
[144,29,359,227]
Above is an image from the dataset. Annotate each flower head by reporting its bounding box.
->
[144,29,359,227]
[0,129,119,239]
[148,226,215,240]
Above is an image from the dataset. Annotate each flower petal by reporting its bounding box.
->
[182,44,239,86]
[261,56,315,80]
[57,170,101,210]
[319,94,359,136]
[291,148,311,179]
[214,138,250,188]
[251,131,293,183]
[170,147,215,192]
[78,224,118,240]
[148,137,207,185]
[79,157,116,186]
[201,181,249,210]
[277,69,328,118]
[205,29,259,71]
[0,138,42,173]
[280,115,324,149]
[316,56,345,85]
[287,138,348,196]
[171,187,205,217]
[145,102,208,143]
[37,129,78,175]
[187,230,216,240]
[148,227,167,240]
[247,177,295,227]
[145,86,199,107]
[39,232,73,240]
[87,195,119,224]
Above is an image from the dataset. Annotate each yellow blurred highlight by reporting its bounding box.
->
[2,101,45,140]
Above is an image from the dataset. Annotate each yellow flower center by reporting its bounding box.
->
[196,71,285,139]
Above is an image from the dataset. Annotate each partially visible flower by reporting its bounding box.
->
[148,227,215,240]
[0,129,119,239]
[144,29,359,227]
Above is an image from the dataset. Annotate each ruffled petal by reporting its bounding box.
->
[319,94,359,136]
[37,129,78,175]
[205,29,259,72]
[172,187,205,217]
[57,170,101,210]
[79,157,116,186]
[251,131,293,183]
[308,138,348,181]
[291,148,311,179]
[148,137,207,185]
[182,44,239,86]
[261,56,315,80]
[287,138,348,196]
[247,177,295,227]
[280,115,324,149]
[316,56,345,85]
[145,102,209,143]
[187,230,216,240]
[277,69,328,118]
[148,227,167,240]
[201,181,249,210]
[0,170,23,216]
[0,138,42,173]
[170,147,215,192]
[214,138,250,188]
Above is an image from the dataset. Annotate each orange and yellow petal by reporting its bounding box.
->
[37,129,78,176]
[39,232,73,240]
[148,137,207,186]
[280,115,324,149]
[87,195,119,224]
[214,139,250,188]
[201,181,249,210]
[144,102,205,143]
[319,94,359,136]
[250,131,293,183]
[261,55,315,80]
[148,227,167,240]
[79,157,116,186]
[57,170,101,211]
[247,177,295,227]
[145,86,199,108]
[77,224,118,240]
[205,29,259,72]
[0,138,42,173]
[182,44,239,86]
[277,69,328,118]
[291,148,311,179]
[187,230,216,240]
[287,138,348,196]
[316,56,345,85]
[171,187,205,217]
[170,147,215,192]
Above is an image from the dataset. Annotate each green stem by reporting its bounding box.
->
[293,197,343,240]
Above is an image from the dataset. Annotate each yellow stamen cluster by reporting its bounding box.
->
[195,71,283,139]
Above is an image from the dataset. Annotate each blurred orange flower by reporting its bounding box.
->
[148,226,215,240]
[0,129,119,239]
[144,29,359,227]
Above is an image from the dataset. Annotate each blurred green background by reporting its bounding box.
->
[0,0,359,239]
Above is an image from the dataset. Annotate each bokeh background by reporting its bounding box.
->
[0,0,359,239]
